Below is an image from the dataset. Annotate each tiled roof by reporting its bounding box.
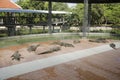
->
[0,0,22,9]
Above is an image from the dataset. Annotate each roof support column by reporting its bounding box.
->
[83,0,89,38]
[88,3,92,34]
[48,0,52,34]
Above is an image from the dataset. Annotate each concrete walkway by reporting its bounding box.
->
[0,42,120,80]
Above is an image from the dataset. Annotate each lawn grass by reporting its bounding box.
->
[0,34,81,48]
[87,36,111,39]
[0,33,119,48]
[87,35,120,40]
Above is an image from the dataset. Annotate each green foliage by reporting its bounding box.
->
[69,4,84,26]
[15,0,72,27]
[63,29,76,32]
[16,28,48,35]
[63,29,80,33]
[91,4,104,25]
[104,4,120,24]
[0,28,48,37]
[90,29,104,33]
[17,0,46,10]
[111,28,120,35]
[31,29,48,34]
[52,2,69,11]
[0,34,7,37]
[71,3,120,26]
[112,24,120,28]
[110,24,120,36]
[17,28,29,35]
[16,0,48,23]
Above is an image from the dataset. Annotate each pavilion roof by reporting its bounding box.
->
[0,0,22,9]
[0,9,72,14]
[36,0,120,3]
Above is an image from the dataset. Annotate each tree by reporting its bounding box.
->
[72,3,120,27]
[73,4,84,26]
[52,2,70,23]
[91,4,104,26]
[66,4,83,31]
[52,2,69,11]
[104,3,120,25]
[16,0,48,23]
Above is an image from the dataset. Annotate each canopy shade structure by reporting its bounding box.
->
[0,9,72,14]
[0,0,22,9]
[35,0,120,3]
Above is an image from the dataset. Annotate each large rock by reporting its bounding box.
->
[35,45,61,55]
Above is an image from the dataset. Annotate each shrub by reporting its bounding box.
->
[0,34,7,37]
[0,30,7,34]
[110,28,120,35]
[16,28,48,35]
[90,29,104,33]
[63,29,77,32]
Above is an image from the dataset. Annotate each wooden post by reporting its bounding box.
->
[88,3,92,34]
[83,0,89,38]
[48,0,52,34]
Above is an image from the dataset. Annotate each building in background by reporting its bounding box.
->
[0,0,22,9]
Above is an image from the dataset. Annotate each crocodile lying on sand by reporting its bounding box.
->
[52,41,74,47]
[11,51,24,61]
[89,38,108,43]
[27,44,40,52]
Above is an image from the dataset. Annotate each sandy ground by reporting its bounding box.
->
[0,39,109,68]
[0,39,119,80]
